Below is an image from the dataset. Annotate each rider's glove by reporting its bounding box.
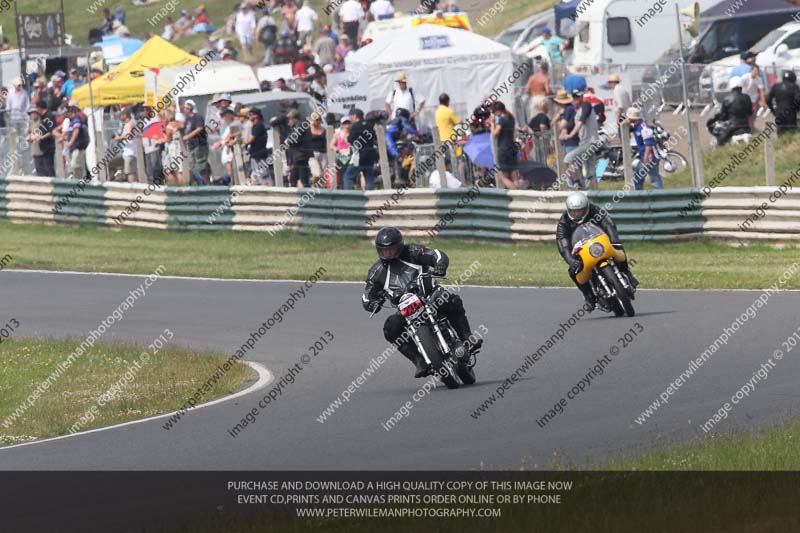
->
[569,257,583,276]
[433,265,447,277]
[366,299,382,313]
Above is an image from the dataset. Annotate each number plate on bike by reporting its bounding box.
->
[399,294,424,319]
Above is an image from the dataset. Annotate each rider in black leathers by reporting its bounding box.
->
[362,227,481,378]
[766,70,800,135]
[707,78,752,145]
[556,192,637,310]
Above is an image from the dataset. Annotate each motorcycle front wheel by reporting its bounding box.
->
[601,266,635,317]
[416,325,459,389]
[660,151,689,175]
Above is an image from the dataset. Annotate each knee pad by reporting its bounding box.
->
[447,293,465,314]
[383,314,406,343]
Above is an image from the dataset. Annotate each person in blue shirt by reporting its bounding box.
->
[729,51,755,79]
[385,108,421,159]
[60,69,84,99]
[625,106,662,190]
[114,5,126,24]
[539,27,565,63]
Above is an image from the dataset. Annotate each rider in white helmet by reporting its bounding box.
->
[556,191,638,309]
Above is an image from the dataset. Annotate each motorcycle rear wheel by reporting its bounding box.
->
[601,266,635,317]
[416,325,459,389]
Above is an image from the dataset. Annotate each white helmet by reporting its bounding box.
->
[729,76,743,90]
[566,191,590,223]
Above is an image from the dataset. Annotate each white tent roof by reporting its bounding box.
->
[344,25,514,128]
[156,61,260,98]
[347,23,510,67]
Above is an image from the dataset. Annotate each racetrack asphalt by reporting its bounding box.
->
[1,270,798,470]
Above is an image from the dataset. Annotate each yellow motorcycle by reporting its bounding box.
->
[571,223,636,317]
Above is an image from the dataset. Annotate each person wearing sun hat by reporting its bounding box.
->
[385,73,425,122]
[607,73,631,124]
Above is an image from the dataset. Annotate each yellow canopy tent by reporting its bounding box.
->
[72,36,199,108]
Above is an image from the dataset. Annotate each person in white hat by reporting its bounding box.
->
[623,106,662,190]
[208,93,233,134]
[385,73,425,122]
[7,77,30,122]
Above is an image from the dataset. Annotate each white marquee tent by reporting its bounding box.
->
[344,25,515,128]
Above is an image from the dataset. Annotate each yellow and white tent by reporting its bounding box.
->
[73,36,199,108]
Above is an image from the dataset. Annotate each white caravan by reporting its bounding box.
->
[570,0,720,67]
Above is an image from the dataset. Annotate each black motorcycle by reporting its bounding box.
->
[371,272,477,389]
[597,120,688,180]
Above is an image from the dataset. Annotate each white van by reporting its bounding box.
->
[571,0,720,67]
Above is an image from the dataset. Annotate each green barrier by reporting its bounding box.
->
[429,187,513,241]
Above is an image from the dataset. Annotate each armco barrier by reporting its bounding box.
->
[2,176,797,242]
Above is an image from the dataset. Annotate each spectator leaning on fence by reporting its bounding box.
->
[213,108,241,185]
[491,102,522,189]
[344,107,378,190]
[143,109,166,185]
[113,107,139,183]
[27,102,56,178]
[527,96,551,133]
[7,78,30,122]
[64,100,89,181]
[244,109,271,186]
[182,99,210,185]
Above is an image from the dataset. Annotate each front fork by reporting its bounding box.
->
[408,309,451,365]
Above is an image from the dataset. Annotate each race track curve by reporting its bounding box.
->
[1,271,798,470]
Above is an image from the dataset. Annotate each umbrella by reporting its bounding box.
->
[141,121,167,141]
[463,133,494,168]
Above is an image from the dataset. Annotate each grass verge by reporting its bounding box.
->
[1,221,800,289]
[0,336,252,446]
[597,418,800,470]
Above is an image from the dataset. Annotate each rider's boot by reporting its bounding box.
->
[578,282,597,311]
[618,261,639,289]
[399,344,431,378]
[449,312,482,356]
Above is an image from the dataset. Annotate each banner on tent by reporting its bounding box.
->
[326,71,370,114]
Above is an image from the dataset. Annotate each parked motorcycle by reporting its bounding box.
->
[597,120,688,180]
[371,272,477,389]
[571,223,636,317]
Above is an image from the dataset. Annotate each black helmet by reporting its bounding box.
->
[375,226,404,262]
[395,107,411,120]
[784,71,797,84]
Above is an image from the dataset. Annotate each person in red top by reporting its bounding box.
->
[292,54,309,79]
